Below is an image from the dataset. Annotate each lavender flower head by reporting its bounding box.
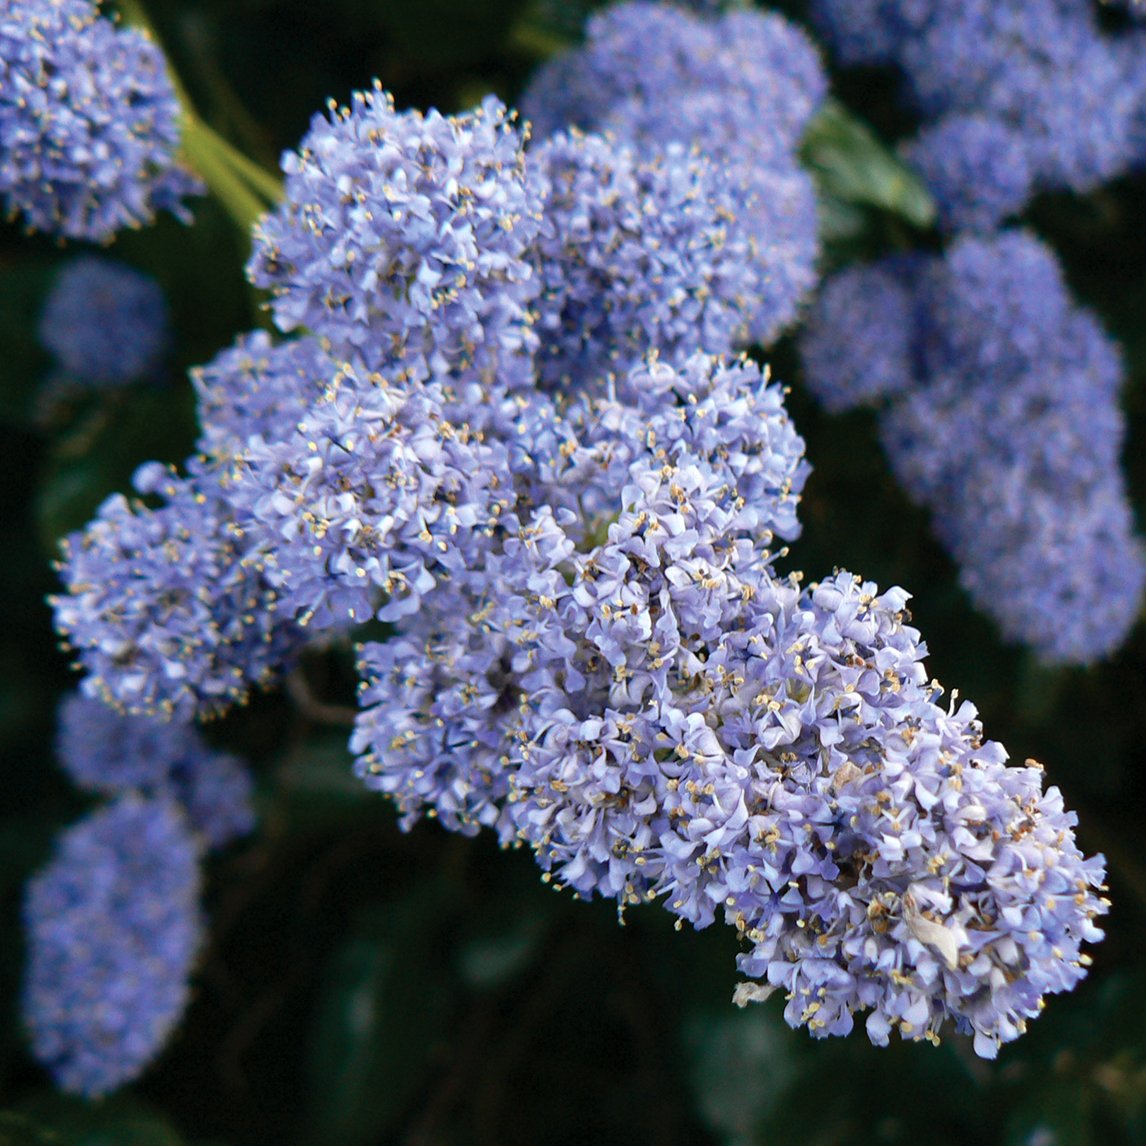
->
[520,2,824,346]
[528,131,764,390]
[805,230,1145,663]
[22,795,204,1095]
[904,115,1033,233]
[0,0,201,241]
[191,331,333,462]
[225,360,518,630]
[523,3,826,160]
[249,87,542,396]
[57,693,255,851]
[798,260,916,412]
[719,574,1108,1057]
[353,352,811,850]
[38,256,169,386]
[815,0,1144,207]
[52,460,300,720]
[355,439,1108,1055]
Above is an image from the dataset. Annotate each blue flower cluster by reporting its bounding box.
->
[801,230,1146,664]
[811,0,1146,231]
[50,57,1107,1058]
[22,695,255,1094]
[22,796,204,1096]
[528,131,767,390]
[57,692,255,850]
[521,0,824,346]
[0,0,201,241]
[38,257,170,387]
[53,458,303,720]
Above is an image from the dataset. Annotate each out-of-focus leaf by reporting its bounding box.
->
[513,0,599,45]
[815,193,870,246]
[303,893,456,1146]
[683,1005,798,1146]
[34,387,197,551]
[0,1111,59,1146]
[275,735,381,835]
[803,99,935,230]
[457,911,548,989]
[383,0,531,69]
[14,1093,184,1146]
[1005,1078,1095,1146]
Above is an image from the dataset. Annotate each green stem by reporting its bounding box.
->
[114,0,281,233]
[181,120,271,236]
[506,18,573,59]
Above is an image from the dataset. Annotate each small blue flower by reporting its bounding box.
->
[521,2,824,346]
[815,0,1144,207]
[805,230,1145,663]
[528,131,764,389]
[904,115,1033,233]
[799,259,918,411]
[22,795,204,1096]
[38,256,169,386]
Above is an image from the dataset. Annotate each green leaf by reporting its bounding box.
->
[14,1093,185,1146]
[803,99,936,230]
[0,1112,60,1146]
[35,387,197,551]
[0,263,55,427]
[303,894,456,1146]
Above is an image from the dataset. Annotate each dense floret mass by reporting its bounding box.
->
[226,362,518,629]
[356,540,1109,1054]
[725,582,1108,1056]
[57,693,255,850]
[38,257,169,385]
[523,2,825,160]
[53,461,301,720]
[527,131,764,389]
[903,116,1033,233]
[249,87,542,393]
[191,331,333,460]
[798,261,916,411]
[802,230,1145,663]
[520,0,824,347]
[0,0,201,240]
[45,61,1112,1067]
[22,796,204,1095]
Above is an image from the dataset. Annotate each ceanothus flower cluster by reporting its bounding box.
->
[22,796,204,1096]
[520,0,824,346]
[811,0,1146,230]
[0,0,201,241]
[49,56,1107,1066]
[353,354,1107,1057]
[53,459,303,720]
[527,131,766,390]
[57,692,255,851]
[800,230,1145,664]
[38,256,170,387]
[21,692,255,1094]
[248,86,542,400]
